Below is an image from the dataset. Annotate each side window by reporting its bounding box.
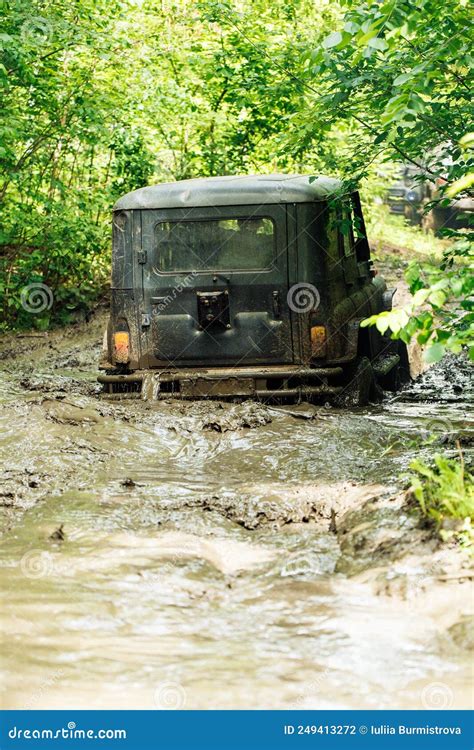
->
[326,210,340,261]
[351,192,370,262]
[338,209,355,258]
[336,194,370,263]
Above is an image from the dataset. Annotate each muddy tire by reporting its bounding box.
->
[378,340,411,392]
[382,341,411,391]
[397,340,411,385]
[337,357,378,407]
[404,204,420,226]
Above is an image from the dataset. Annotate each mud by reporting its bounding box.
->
[0,310,473,710]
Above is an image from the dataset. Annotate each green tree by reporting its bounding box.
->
[1,0,331,328]
[305,0,473,360]
[0,0,152,326]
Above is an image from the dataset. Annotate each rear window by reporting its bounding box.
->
[154,217,275,273]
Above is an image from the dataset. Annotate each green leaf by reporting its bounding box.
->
[368,37,388,51]
[424,343,446,363]
[322,31,343,49]
[374,131,388,144]
[393,72,412,86]
[412,289,429,306]
[428,290,447,308]
[375,317,390,334]
[358,28,378,46]
[446,173,474,198]
[343,22,359,34]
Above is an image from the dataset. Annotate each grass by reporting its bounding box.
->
[365,204,451,260]
[409,447,474,554]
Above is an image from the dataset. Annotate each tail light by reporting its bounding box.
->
[311,325,327,358]
[113,331,130,364]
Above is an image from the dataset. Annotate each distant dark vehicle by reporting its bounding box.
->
[99,174,409,404]
[386,165,424,224]
[386,165,474,232]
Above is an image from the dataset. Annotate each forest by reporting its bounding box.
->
[1,0,472,357]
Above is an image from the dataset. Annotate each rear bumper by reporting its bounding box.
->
[98,365,344,400]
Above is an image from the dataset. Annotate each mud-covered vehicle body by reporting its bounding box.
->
[99,174,407,403]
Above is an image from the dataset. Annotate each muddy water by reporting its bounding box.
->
[0,322,473,710]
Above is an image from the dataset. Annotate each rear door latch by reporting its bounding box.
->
[272,290,281,318]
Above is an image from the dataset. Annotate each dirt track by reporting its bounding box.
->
[0,308,473,710]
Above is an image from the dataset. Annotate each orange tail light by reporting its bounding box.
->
[113,331,130,364]
[311,325,327,357]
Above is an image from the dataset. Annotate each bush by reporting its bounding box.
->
[410,450,474,554]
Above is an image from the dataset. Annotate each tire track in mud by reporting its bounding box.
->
[0,315,473,709]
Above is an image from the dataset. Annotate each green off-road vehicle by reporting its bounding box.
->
[99,174,409,404]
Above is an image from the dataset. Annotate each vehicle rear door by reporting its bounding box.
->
[138,204,293,367]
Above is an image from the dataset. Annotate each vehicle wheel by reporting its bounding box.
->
[378,340,411,391]
[336,357,378,407]
[404,204,420,225]
[397,340,411,385]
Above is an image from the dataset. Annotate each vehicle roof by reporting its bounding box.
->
[114,173,343,211]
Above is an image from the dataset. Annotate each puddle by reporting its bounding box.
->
[0,321,472,710]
